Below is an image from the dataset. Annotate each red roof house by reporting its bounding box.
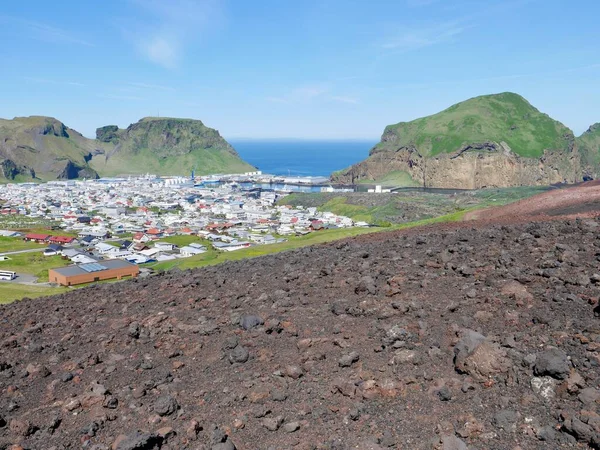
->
[48,236,75,244]
[24,233,51,242]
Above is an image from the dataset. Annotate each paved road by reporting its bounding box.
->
[0,243,80,257]
[0,248,45,257]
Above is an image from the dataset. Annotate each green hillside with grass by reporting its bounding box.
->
[0,116,254,181]
[578,123,600,170]
[372,92,574,158]
[91,117,255,176]
[0,116,105,181]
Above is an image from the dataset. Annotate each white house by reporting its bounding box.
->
[139,247,163,257]
[155,253,178,262]
[106,248,134,259]
[212,240,251,252]
[125,254,152,264]
[102,206,126,217]
[180,243,207,257]
[0,230,21,237]
[154,242,176,251]
[62,248,83,259]
[248,234,277,244]
[95,242,118,254]
[71,254,99,264]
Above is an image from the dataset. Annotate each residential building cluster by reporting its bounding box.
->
[0,177,366,268]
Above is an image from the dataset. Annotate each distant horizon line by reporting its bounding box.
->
[227,137,379,142]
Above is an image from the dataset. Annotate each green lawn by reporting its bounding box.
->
[358,170,420,187]
[0,252,67,281]
[23,227,78,238]
[0,283,68,304]
[317,197,375,223]
[0,237,43,253]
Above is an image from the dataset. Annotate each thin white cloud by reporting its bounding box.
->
[382,21,468,51]
[267,85,359,105]
[330,96,359,104]
[98,94,144,101]
[266,85,328,104]
[293,86,329,100]
[126,82,175,92]
[0,15,93,46]
[24,77,86,87]
[123,0,222,69]
[144,35,180,69]
[266,96,290,104]
[380,1,533,54]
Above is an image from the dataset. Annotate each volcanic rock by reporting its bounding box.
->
[1,218,600,448]
[534,348,571,379]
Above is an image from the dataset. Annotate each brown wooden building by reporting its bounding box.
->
[48,259,139,286]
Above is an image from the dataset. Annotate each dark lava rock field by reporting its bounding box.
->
[2,218,600,449]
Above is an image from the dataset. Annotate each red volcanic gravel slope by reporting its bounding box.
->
[466,181,600,223]
[2,218,600,449]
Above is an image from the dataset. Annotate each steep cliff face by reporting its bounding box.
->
[89,117,255,176]
[0,116,254,181]
[332,93,591,188]
[338,141,582,189]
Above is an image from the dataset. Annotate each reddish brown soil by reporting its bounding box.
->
[465,181,600,223]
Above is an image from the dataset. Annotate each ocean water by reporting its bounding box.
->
[229,139,376,177]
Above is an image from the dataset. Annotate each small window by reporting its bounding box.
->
[94,277,100,282]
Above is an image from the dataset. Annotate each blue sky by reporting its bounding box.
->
[0,0,598,139]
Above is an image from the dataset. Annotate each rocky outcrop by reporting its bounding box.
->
[38,119,69,138]
[56,160,99,180]
[95,125,120,143]
[0,159,35,180]
[334,142,583,189]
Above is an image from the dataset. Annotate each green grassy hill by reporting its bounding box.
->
[578,123,600,172]
[0,116,254,181]
[0,116,105,181]
[332,92,597,188]
[91,117,255,176]
[372,92,574,158]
